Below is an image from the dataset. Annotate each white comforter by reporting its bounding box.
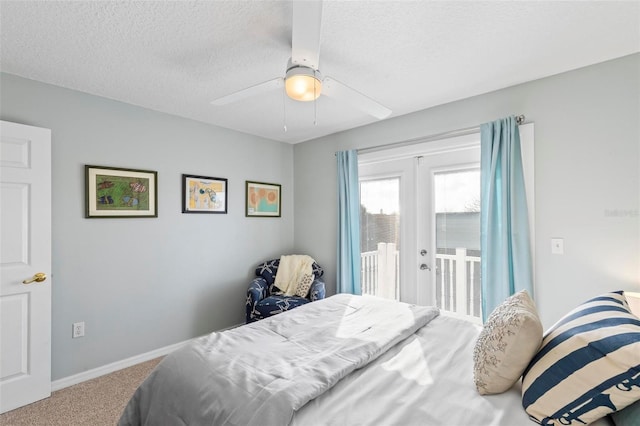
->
[119,294,439,426]
[293,311,534,426]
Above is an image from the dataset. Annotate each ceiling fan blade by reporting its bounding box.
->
[323,77,392,120]
[211,78,284,106]
[291,0,323,70]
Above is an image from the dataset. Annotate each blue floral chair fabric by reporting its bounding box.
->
[245,258,325,323]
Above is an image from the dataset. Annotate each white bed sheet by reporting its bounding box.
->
[292,312,533,426]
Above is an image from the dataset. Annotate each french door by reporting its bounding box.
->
[416,142,481,317]
[359,124,534,319]
[359,133,481,317]
[359,157,416,303]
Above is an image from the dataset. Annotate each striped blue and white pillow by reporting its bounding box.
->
[521,291,640,425]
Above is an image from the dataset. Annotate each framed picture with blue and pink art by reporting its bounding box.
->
[245,180,281,217]
[182,174,228,214]
[85,165,157,218]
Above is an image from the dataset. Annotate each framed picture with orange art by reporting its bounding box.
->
[245,180,281,217]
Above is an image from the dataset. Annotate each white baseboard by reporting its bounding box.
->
[51,339,188,392]
[51,323,244,392]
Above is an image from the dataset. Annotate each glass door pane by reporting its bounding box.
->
[433,169,481,317]
[360,178,400,300]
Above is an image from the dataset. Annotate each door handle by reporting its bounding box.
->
[22,272,47,284]
[420,264,431,271]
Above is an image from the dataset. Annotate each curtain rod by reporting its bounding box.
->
[353,114,525,155]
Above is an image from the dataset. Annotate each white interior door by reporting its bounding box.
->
[0,120,52,413]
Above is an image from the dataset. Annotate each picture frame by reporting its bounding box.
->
[245,181,281,217]
[85,165,157,218]
[182,174,228,214]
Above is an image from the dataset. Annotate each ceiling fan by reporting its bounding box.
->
[210,0,392,120]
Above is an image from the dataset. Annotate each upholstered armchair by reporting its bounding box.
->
[246,258,326,323]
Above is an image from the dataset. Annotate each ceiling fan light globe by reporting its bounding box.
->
[285,66,322,101]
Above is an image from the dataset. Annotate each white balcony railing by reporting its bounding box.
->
[361,244,481,317]
[361,243,400,300]
[435,248,481,318]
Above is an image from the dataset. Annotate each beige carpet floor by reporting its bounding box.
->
[0,357,162,426]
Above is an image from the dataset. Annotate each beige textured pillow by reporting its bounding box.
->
[473,290,543,395]
[295,273,314,298]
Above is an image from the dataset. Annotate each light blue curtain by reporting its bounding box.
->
[336,150,362,295]
[480,116,533,321]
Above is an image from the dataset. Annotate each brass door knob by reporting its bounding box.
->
[22,272,47,284]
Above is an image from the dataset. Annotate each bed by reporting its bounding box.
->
[119,293,637,426]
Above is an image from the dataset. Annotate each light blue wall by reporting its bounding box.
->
[294,53,640,329]
[2,53,638,380]
[1,73,295,380]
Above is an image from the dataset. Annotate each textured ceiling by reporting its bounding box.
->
[1,1,639,143]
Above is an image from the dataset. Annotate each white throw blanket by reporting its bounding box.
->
[274,254,315,296]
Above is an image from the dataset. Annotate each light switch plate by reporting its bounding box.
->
[551,238,564,255]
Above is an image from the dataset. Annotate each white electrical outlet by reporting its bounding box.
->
[72,322,85,338]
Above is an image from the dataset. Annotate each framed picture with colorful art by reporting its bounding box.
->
[85,165,157,218]
[182,174,228,214]
[245,180,281,217]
